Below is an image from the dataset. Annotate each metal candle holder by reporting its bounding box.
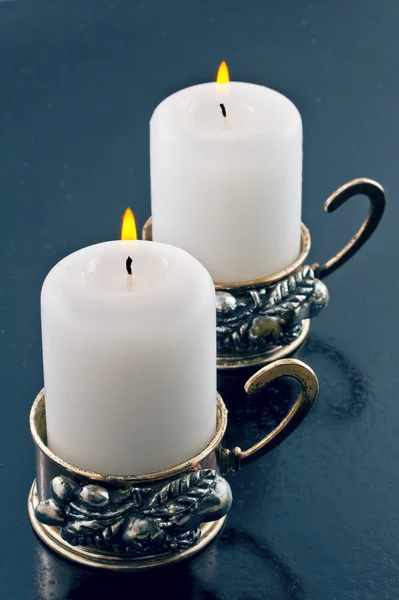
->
[29,359,318,571]
[143,178,386,370]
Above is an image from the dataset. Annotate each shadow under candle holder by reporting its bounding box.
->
[301,334,371,423]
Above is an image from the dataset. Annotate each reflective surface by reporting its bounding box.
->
[0,1,397,598]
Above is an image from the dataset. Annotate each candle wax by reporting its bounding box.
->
[41,240,216,475]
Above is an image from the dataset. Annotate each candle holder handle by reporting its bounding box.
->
[221,359,318,472]
[312,178,386,280]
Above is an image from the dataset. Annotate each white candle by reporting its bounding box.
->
[150,62,303,283]
[41,222,216,475]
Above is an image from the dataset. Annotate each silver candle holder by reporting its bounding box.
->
[29,358,318,571]
[143,178,385,369]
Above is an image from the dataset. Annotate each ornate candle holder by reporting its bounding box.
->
[29,358,318,571]
[143,178,385,369]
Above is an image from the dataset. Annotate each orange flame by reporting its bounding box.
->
[216,61,229,84]
[121,208,137,241]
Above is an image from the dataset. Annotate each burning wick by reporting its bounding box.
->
[219,103,229,129]
[126,256,133,276]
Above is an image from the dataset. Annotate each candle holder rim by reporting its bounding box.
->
[30,389,228,484]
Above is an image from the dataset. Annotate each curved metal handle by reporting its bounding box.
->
[313,178,385,280]
[226,359,318,472]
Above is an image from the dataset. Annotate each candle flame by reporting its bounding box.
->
[121,208,137,241]
[216,61,229,84]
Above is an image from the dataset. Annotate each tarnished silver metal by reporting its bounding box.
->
[216,265,328,363]
[28,358,319,570]
[34,470,232,556]
[143,177,386,370]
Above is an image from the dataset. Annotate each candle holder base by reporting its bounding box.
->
[28,481,226,571]
[143,177,385,370]
[29,359,319,570]
[216,319,310,370]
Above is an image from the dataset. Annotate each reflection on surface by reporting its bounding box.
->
[301,335,370,422]
[220,526,305,600]
[35,524,305,600]
[35,541,197,600]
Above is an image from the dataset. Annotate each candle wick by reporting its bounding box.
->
[220,103,227,118]
[126,256,133,276]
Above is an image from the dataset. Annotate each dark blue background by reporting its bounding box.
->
[0,1,397,598]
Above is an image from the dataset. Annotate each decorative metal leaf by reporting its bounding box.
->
[143,470,216,518]
[111,487,142,508]
[166,528,201,552]
[62,517,125,548]
[266,266,315,318]
[63,519,102,535]
[103,519,123,541]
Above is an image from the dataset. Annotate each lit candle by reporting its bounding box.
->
[150,62,302,283]
[41,210,216,475]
